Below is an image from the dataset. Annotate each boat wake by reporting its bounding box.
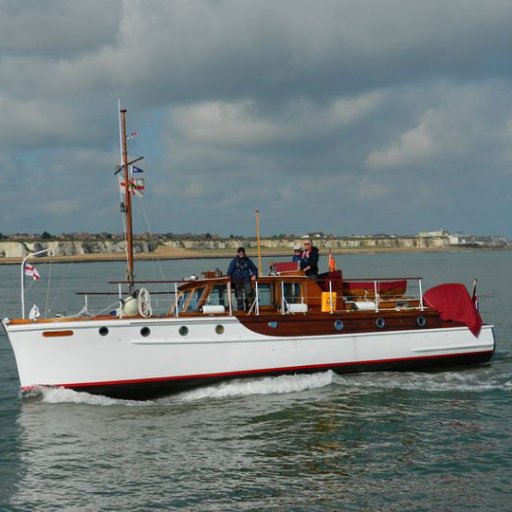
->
[173,371,336,402]
[30,366,510,407]
[332,367,511,393]
[33,387,149,407]
[32,371,336,406]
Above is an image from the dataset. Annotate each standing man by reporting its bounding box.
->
[300,240,319,278]
[227,247,258,310]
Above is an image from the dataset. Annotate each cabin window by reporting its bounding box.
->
[210,285,228,307]
[257,283,272,307]
[178,287,206,312]
[283,282,302,304]
[334,320,344,331]
[177,290,191,312]
[187,287,205,311]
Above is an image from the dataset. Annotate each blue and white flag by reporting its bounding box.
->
[132,165,144,174]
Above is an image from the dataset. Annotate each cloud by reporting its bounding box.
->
[0,98,112,149]
[357,177,392,200]
[0,1,120,57]
[366,81,512,171]
[3,1,511,106]
[39,199,82,217]
[172,101,282,148]
[1,1,512,236]
[169,92,384,152]
[365,110,438,170]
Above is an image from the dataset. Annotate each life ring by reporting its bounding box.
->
[137,288,153,318]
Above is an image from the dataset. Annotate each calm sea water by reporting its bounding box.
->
[0,251,511,511]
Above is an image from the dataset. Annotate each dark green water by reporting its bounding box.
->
[1,252,510,511]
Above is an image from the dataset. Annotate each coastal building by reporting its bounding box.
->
[418,229,449,238]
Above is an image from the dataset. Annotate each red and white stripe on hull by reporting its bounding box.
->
[4,316,495,400]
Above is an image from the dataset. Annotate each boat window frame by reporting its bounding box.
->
[281,280,303,305]
[177,289,192,313]
[208,283,229,308]
[181,286,207,312]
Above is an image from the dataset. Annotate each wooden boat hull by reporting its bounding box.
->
[2,315,495,400]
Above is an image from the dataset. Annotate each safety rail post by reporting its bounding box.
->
[118,283,123,317]
[329,280,334,314]
[247,281,260,316]
[281,281,286,315]
[227,282,233,316]
[374,280,379,312]
[174,283,179,317]
[21,248,50,319]
[418,278,424,311]
[255,281,260,316]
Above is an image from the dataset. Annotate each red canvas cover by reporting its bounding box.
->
[423,283,482,336]
[343,279,407,293]
[318,270,343,291]
[274,261,300,273]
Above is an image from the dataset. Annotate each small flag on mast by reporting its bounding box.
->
[24,263,41,281]
[131,165,144,174]
[131,178,145,197]
[472,279,479,311]
[120,177,145,196]
[328,248,336,272]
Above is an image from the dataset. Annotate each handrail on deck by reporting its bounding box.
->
[342,276,423,281]
[79,276,425,319]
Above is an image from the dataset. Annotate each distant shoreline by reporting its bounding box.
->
[0,245,505,266]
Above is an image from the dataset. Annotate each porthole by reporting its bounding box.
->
[140,326,151,337]
[179,326,189,336]
[417,316,427,328]
[376,318,386,329]
[99,326,109,336]
[334,320,344,331]
[215,325,225,335]
[268,321,278,329]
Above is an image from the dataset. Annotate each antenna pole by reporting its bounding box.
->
[20,248,50,318]
[255,209,262,274]
[120,108,134,289]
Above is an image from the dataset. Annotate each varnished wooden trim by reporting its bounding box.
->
[42,330,74,338]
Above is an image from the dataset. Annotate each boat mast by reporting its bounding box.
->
[255,209,262,273]
[120,108,135,289]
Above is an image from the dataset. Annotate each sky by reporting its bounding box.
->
[1,0,512,238]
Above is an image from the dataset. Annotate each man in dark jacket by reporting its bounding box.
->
[227,247,258,310]
[300,240,319,277]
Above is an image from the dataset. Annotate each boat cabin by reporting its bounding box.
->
[171,266,418,317]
